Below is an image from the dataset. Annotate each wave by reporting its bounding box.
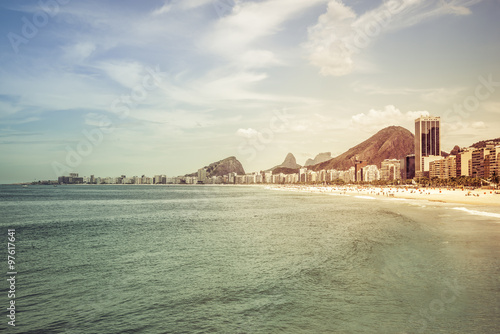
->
[354,196,376,200]
[452,207,500,220]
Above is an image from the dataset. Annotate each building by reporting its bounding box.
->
[197,168,207,184]
[354,159,367,182]
[344,167,355,183]
[471,147,490,179]
[456,148,473,177]
[381,159,401,181]
[489,146,500,178]
[400,154,415,180]
[362,165,380,182]
[58,173,84,184]
[415,116,441,178]
[420,155,443,178]
[429,159,444,179]
[299,168,307,183]
[445,155,457,179]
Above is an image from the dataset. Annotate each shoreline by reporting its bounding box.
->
[5,182,500,207]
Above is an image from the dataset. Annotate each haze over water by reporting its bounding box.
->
[0,185,499,333]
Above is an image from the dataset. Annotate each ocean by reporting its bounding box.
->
[0,184,499,333]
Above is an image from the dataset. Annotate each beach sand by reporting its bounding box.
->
[267,185,500,207]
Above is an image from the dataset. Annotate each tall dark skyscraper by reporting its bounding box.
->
[415,116,441,177]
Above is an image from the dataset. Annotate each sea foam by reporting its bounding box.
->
[354,196,376,200]
[452,207,500,219]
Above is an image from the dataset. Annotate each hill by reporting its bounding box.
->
[187,156,245,177]
[309,126,414,171]
[268,152,301,171]
[471,137,500,148]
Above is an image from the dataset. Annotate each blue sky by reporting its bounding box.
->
[1,0,499,183]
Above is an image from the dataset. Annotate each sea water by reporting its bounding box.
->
[0,185,498,333]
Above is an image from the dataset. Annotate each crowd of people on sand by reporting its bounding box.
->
[267,184,500,205]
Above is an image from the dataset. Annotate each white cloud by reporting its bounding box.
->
[303,1,357,76]
[179,0,215,11]
[304,0,482,76]
[152,0,214,15]
[236,128,259,138]
[471,121,487,129]
[238,50,283,69]
[351,105,429,131]
[152,2,174,16]
[204,0,326,59]
[94,61,147,89]
[62,42,96,63]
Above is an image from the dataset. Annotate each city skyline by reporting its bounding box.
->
[1,0,500,184]
[23,120,500,186]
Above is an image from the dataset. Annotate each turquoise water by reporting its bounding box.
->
[0,185,499,333]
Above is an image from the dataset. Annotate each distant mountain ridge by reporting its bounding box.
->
[309,126,414,171]
[304,152,332,166]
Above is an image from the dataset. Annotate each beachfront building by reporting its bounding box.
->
[429,159,444,179]
[354,159,367,182]
[153,175,166,184]
[429,155,457,180]
[319,170,327,182]
[344,167,355,183]
[197,168,207,184]
[456,148,473,177]
[362,165,380,182]
[326,169,340,181]
[471,147,490,179]
[489,146,500,178]
[58,173,84,184]
[299,168,307,183]
[429,159,443,179]
[184,176,198,184]
[452,145,500,179]
[381,159,401,181]
[445,155,457,179]
[422,155,443,177]
[400,154,415,180]
[415,116,441,178]
[354,164,380,182]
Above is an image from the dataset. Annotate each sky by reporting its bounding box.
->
[0,0,499,183]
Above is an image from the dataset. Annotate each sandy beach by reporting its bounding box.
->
[267,185,500,207]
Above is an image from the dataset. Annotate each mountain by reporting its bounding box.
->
[304,152,332,166]
[188,156,245,177]
[309,126,414,171]
[471,137,500,148]
[268,152,301,171]
[449,145,461,156]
